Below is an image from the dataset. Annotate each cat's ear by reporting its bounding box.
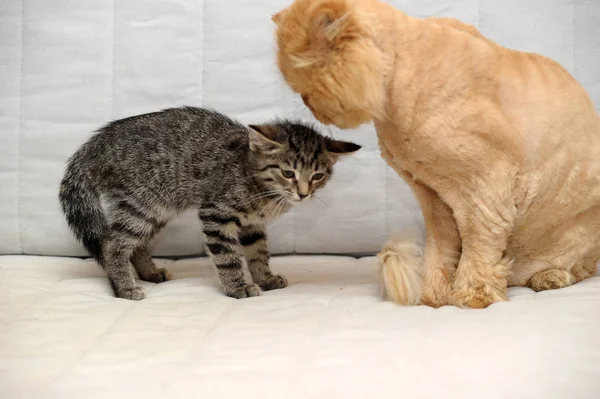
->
[271,8,287,25]
[248,125,283,154]
[308,0,354,43]
[325,138,361,161]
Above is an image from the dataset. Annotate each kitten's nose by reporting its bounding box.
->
[298,193,308,200]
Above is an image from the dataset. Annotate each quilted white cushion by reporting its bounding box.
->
[1,0,599,256]
[1,255,599,398]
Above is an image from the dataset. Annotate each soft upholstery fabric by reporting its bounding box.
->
[2,3,600,395]
[1,0,599,256]
[1,255,599,399]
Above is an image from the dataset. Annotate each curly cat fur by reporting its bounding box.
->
[273,0,600,308]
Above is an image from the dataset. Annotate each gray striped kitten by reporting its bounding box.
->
[59,106,360,300]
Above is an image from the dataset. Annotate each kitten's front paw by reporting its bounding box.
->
[227,284,261,299]
[116,286,146,301]
[143,268,172,283]
[259,274,288,291]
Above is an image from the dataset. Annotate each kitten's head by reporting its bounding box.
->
[248,121,360,203]
[272,0,387,129]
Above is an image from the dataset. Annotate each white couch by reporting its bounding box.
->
[1,1,599,398]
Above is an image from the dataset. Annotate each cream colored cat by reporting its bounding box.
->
[272,0,600,308]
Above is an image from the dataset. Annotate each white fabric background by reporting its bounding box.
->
[1,255,599,399]
[1,0,599,256]
[1,3,600,397]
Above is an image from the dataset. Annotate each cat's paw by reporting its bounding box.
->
[116,286,146,301]
[527,268,576,292]
[421,291,451,308]
[259,274,288,291]
[142,268,172,283]
[450,285,506,309]
[420,272,453,308]
[226,284,261,299]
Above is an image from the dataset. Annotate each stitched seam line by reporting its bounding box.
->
[159,299,235,396]
[384,155,389,239]
[17,0,24,253]
[292,194,296,254]
[571,0,576,76]
[39,283,162,392]
[201,0,205,108]
[201,0,206,256]
[0,278,63,355]
[110,0,117,120]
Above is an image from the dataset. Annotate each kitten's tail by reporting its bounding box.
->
[59,168,108,263]
[377,231,425,305]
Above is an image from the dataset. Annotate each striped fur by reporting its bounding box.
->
[59,106,360,300]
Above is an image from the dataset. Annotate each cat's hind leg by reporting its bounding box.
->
[527,226,600,291]
[103,232,147,300]
[572,256,598,282]
[528,255,597,292]
[103,198,167,300]
[131,246,172,283]
[527,269,576,292]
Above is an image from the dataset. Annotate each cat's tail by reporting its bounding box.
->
[377,231,425,305]
[59,166,108,263]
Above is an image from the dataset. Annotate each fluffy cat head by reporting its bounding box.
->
[273,0,387,129]
[248,120,360,203]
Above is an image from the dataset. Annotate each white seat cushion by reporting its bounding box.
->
[1,255,599,398]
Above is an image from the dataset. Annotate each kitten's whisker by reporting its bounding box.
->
[313,195,327,205]
[289,106,309,119]
[259,195,285,218]
[258,80,279,90]
[259,198,277,215]
[248,192,278,202]
[274,196,288,219]
[247,189,281,202]
[247,192,272,200]
[311,195,329,211]
[269,198,283,219]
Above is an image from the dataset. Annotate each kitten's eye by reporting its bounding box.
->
[282,170,295,179]
[312,173,325,181]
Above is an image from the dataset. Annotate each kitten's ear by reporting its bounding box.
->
[325,138,361,161]
[308,0,354,43]
[248,125,283,154]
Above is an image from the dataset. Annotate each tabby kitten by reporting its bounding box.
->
[59,106,360,300]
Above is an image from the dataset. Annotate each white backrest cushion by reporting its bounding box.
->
[1,0,599,256]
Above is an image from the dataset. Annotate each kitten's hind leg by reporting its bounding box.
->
[240,224,287,291]
[199,209,260,298]
[105,197,168,299]
[103,234,146,300]
[131,246,172,283]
